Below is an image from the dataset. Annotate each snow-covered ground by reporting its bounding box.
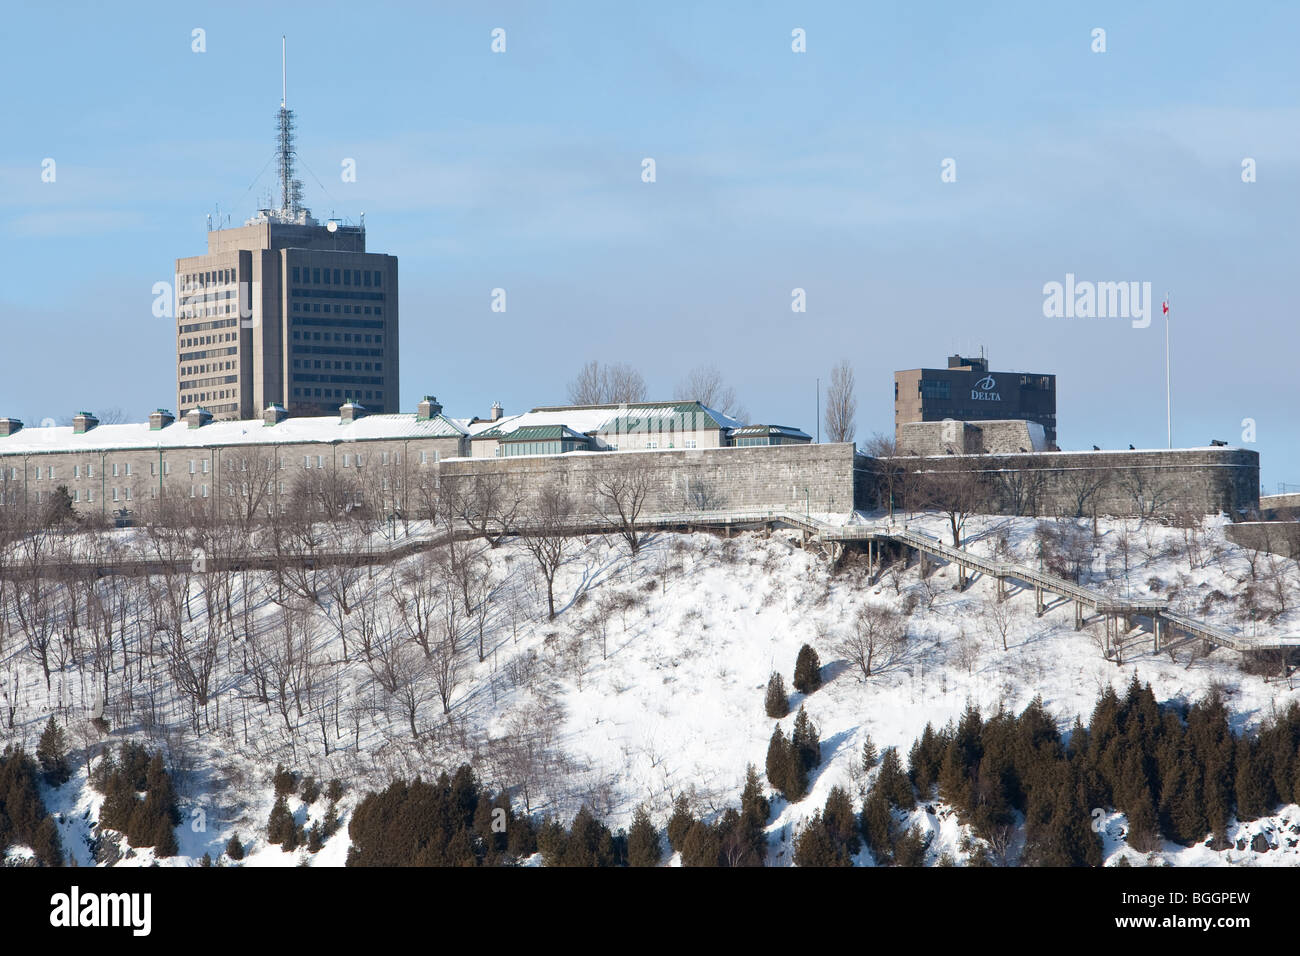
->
[4,511,1300,866]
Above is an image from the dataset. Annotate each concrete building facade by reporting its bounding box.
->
[176,220,398,422]
[895,354,1057,448]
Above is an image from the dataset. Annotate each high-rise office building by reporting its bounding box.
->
[174,46,398,421]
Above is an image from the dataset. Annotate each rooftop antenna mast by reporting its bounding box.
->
[275,35,304,221]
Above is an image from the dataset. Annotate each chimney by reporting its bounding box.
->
[340,399,366,424]
[185,407,213,429]
[0,418,22,437]
[149,409,175,431]
[490,401,504,422]
[263,403,289,426]
[417,396,443,421]
[72,411,99,435]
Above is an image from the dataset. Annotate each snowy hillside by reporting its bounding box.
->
[4,511,1300,866]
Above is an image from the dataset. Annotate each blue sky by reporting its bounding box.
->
[1,1,1297,487]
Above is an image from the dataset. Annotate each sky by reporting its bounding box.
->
[0,1,1297,487]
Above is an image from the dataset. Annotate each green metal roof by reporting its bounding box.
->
[499,424,587,442]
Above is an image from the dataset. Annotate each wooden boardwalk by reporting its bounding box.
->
[4,507,1297,658]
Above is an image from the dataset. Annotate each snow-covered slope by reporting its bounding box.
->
[5,512,1300,866]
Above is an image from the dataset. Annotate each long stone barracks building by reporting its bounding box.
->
[0,398,828,523]
[0,398,1256,524]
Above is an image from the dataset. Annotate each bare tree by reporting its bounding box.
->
[1056,466,1111,521]
[985,596,1015,651]
[429,634,461,716]
[592,462,654,555]
[519,481,575,619]
[448,472,523,548]
[1118,467,1175,521]
[673,365,747,420]
[824,359,857,444]
[863,432,916,520]
[993,457,1048,518]
[836,604,907,679]
[220,453,278,528]
[918,459,992,548]
[389,643,431,739]
[567,360,647,405]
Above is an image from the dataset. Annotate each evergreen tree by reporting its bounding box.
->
[1234,735,1271,822]
[765,726,802,801]
[860,787,896,864]
[717,807,764,867]
[225,834,245,861]
[793,812,851,867]
[43,485,77,526]
[793,644,822,694]
[28,816,62,867]
[861,734,879,772]
[764,672,789,719]
[908,723,943,797]
[272,764,298,797]
[892,826,930,867]
[36,717,70,786]
[680,819,723,867]
[626,805,661,867]
[267,795,296,846]
[877,747,915,811]
[738,764,770,859]
[791,706,821,775]
[666,793,695,852]
[152,816,179,858]
[822,785,861,856]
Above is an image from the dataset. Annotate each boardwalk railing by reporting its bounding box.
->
[3,506,1297,655]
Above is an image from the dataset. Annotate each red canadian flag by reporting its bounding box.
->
[1162,300,1169,315]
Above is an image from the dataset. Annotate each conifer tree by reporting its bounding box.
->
[738,764,770,856]
[680,819,723,867]
[36,717,70,786]
[877,747,915,811]
[626,805,661,867]
[793,812,851,867]
[267,794,296,846]
[765,726,800,801]
[666,793,695,852]
[822,785,861,856]
[908,723,942,797]
[764,672,789,719]
[791,706,822,776]
[793,644,822,694]
[225,834,245,861]
[892,826,930,866]
[1234,735,1271,822]
[861,734,879,772]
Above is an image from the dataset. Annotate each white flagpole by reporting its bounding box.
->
[1164,292,1171,449]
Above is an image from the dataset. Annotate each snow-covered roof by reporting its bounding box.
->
[468,401,743,442]
[0,412,467,455]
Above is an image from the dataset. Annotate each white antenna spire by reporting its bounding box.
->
[281,35,287,109]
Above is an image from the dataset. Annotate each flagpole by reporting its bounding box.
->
[1164,293,1171,449]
